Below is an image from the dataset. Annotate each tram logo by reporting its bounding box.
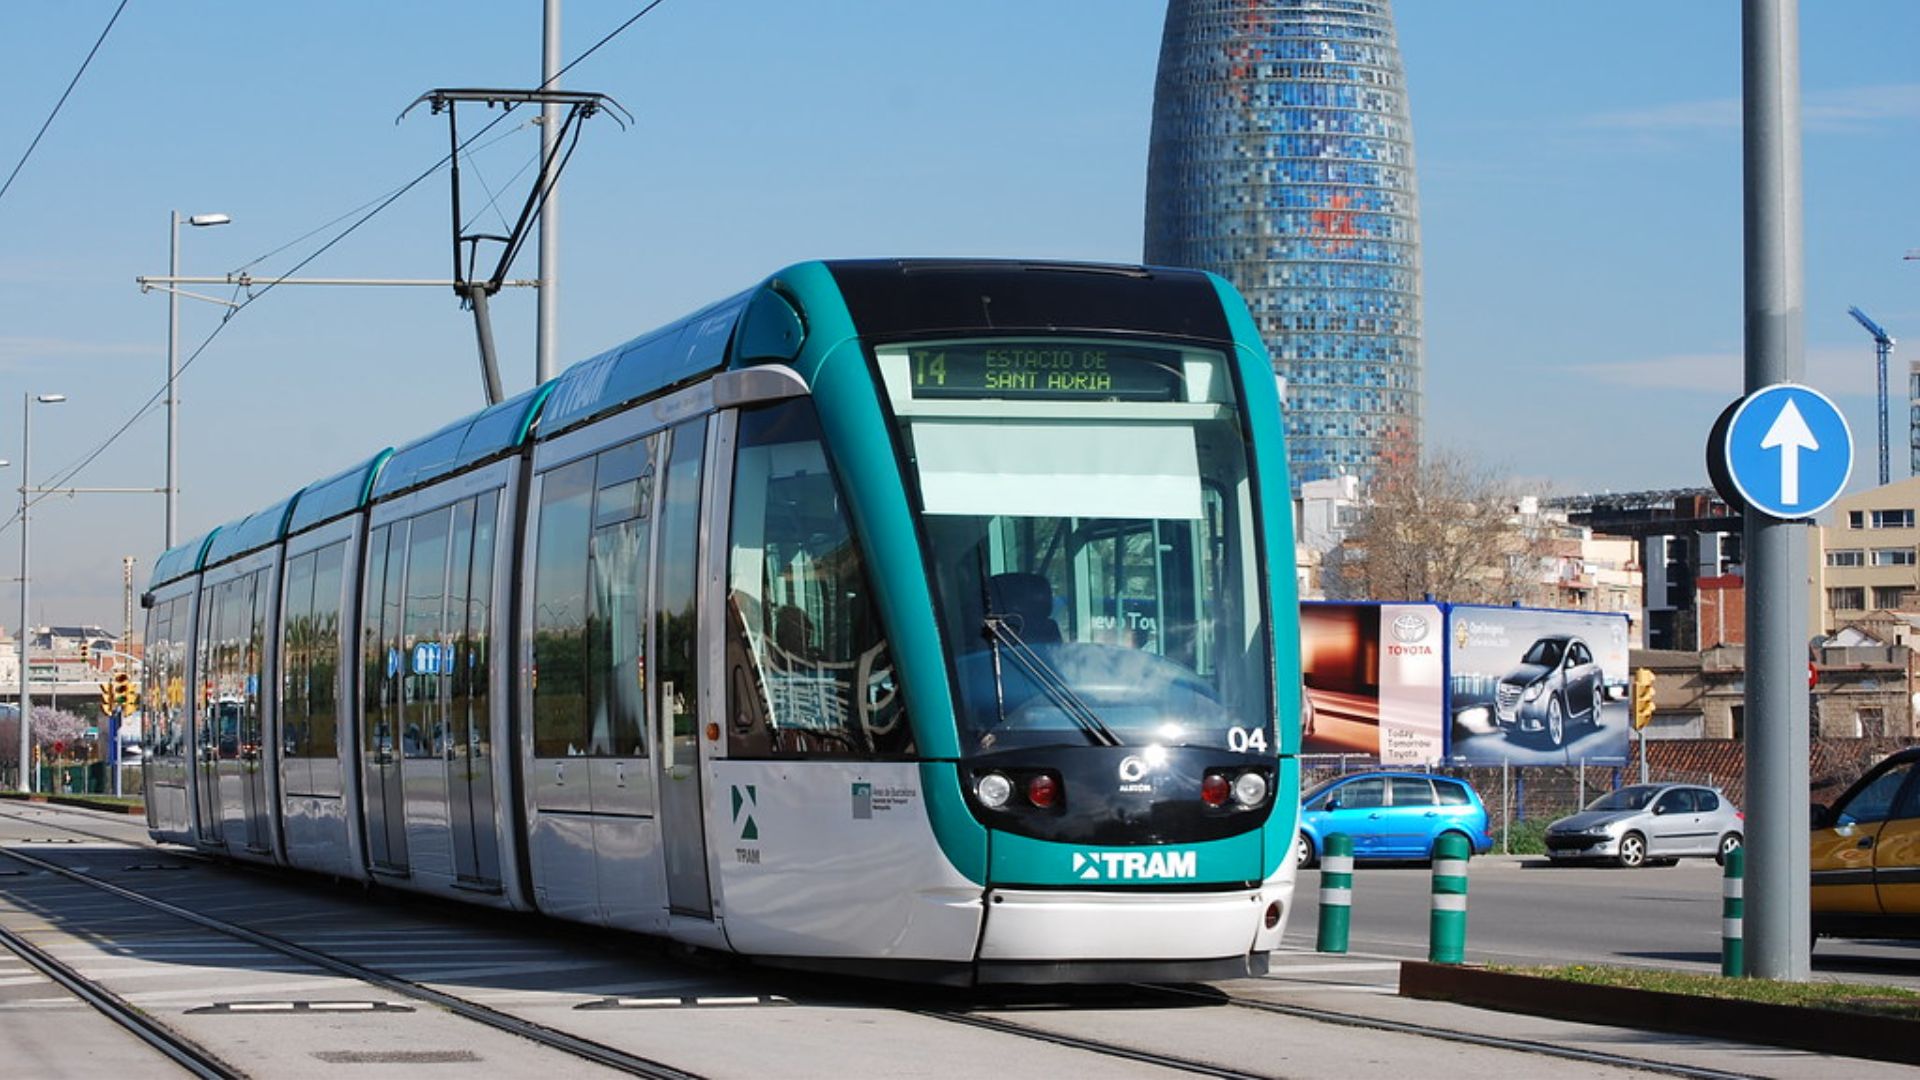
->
[731,784,759,842]
[1073,850,1197,881]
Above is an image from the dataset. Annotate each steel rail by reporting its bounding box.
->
[1143,983,1759,1080]
[0,844,705,1080]
[918,1008,1281,1080]
[0,917,240,1079]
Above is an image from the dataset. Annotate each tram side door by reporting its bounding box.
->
[362,523,411,874]
[654,419,713,918]
[446,493,503,887]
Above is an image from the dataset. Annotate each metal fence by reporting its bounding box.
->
[1300,754,1735,855]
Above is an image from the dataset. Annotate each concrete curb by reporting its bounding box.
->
[1400,960,1920,1066]
[0,792,144,815]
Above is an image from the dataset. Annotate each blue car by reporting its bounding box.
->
[1295,772,1494,867]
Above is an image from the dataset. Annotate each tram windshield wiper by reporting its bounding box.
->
[981,616,1121,747]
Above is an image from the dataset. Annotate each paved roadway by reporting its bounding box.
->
[4,804,1917,1079]
[1286,854,1920,987]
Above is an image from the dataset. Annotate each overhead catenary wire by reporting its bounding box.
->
[19,2,672,541]
[0,0,131,210]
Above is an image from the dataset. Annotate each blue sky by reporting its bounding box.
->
[2,1,1917,627]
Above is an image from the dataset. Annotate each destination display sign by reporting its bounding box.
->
[906,343,1184,402]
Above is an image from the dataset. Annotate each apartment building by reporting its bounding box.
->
[1814,476,1920,638]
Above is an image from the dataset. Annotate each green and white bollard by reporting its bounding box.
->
[1316,833,1354,954]
[1722,845,1745,977]
[1428,832,1469,964]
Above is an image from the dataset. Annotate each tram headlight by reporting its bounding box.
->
[975,771,1013,809]
[1232,771,1268,808]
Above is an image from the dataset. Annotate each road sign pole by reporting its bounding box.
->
[1742,0,1811,981]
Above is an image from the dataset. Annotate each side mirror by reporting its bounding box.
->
[1651,804,1667,816]
[1810,803,1830,829]
[1325,797,1342,812]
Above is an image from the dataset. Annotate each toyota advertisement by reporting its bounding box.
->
[1300,602,1631,766]
[1300,602,1446,765]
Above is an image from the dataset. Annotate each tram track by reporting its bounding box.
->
[917,1006,1280,1079]
[0,807,1825,1079]
[0,914,241,1079]
[0,837,706,1080]
[1141,983,1759,1080]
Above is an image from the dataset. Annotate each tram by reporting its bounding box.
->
[139,259,1303,983]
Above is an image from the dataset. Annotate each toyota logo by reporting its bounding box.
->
[1118,756,1150,783]
[1392,614,1430,644]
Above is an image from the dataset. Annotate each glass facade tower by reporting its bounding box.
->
[1145,0,1420,488]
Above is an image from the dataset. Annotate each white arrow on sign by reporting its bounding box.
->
[1759,398,1819,505]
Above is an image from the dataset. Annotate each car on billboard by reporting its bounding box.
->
[1811,747,1920,940]
[1295,772,1493,867]
[1493,634,1606,748]
[1544,784,1744,868]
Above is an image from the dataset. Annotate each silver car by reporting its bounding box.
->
[1544,783,1745,868]
[1494,634,1606,748]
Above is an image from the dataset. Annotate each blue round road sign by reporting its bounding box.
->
[1718,383,1853,519]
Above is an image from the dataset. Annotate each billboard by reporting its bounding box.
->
[1446,605,1632,765]
[1300,602,1445,765]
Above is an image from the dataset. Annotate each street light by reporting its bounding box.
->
[18,393,64,793]
[167,210,230,550]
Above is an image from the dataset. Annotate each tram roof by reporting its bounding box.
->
[286,449,395,536]
[148,530,222,589]
[536,290,751,437]
[202,496,299,568]
[369,382,554,502]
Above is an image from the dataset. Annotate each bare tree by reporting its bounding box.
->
[1323,451,1555,604]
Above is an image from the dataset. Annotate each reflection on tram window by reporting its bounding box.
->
[725,399,910,759]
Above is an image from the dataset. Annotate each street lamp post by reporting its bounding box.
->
[166,211,230,550]
[18,393,64,793]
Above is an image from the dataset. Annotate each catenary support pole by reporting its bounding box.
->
[1742,0,1811,980]
[537,0,561,383]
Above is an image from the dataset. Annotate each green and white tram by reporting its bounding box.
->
[141,259,1303,983]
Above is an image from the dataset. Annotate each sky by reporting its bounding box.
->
[1,1,1918,629]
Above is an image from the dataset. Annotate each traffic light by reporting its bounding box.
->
[1631,667,1656,730]
[79,640,90,663]
[109,671,135,713]
[98,681,113,712]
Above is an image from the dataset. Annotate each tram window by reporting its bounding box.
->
[281,551,317,789]
[402,508,451,759]
[589,436,656,757]
[144,599,184,761]
[656,419,706,746]
[308,542,345,763]
[363,524,409,766]
[460,492,498,761]
[532,459,594,757]
[726,399,910,759]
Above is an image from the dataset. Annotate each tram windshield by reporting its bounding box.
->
[877,338,1273,754]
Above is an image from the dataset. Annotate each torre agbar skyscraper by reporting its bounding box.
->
[1145,0,1421,487]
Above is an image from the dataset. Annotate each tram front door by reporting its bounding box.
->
[656,419,712,918]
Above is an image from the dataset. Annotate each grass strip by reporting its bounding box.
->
[1495,963,1920,1020]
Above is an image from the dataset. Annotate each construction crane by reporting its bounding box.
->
[1848,305,1895,484]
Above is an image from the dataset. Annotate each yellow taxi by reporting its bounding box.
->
[1811,747,1920,939]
